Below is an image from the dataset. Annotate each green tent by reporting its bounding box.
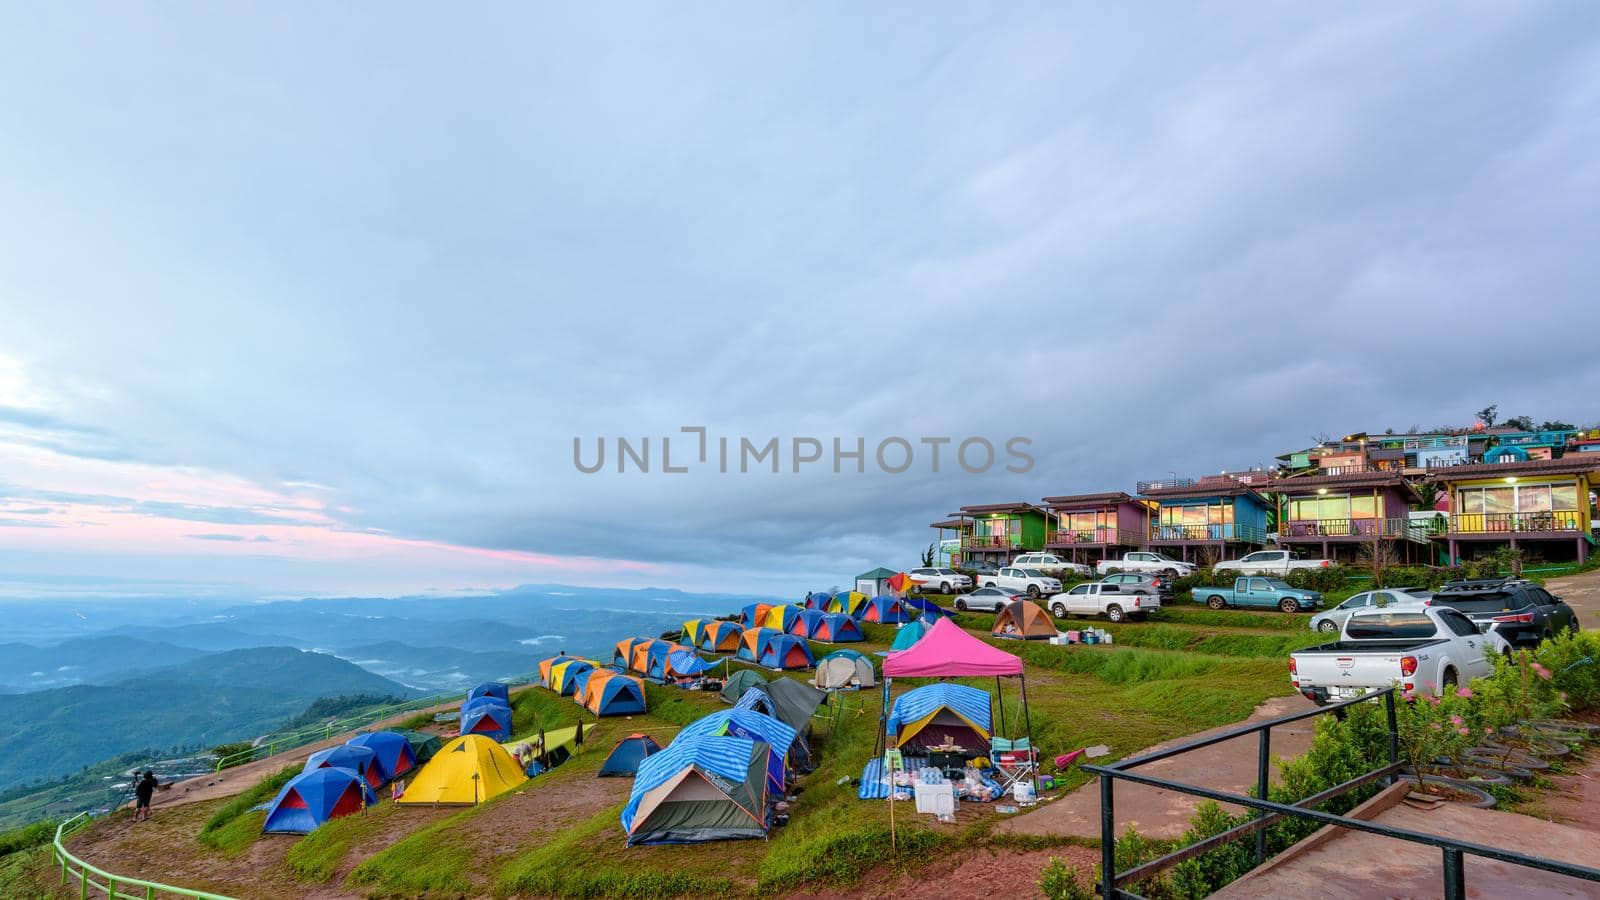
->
[394,728,444,764]
[720,668,767,704]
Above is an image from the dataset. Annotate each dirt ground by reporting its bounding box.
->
[1545,567,1600,625]
[804,844,1101,900]
[996,694,1319,840]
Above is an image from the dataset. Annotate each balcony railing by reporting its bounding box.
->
[1279,517,1430,543]
[1149,523,1268,543]
[961,533,1022,550]
[1497,430,1579,448]
[1449,512,1584,535]
[1401,435,1469,451]
[1137,477,1195,493]
[1046,527,1145,547]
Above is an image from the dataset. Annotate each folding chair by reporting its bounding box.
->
[989,736,1038,794]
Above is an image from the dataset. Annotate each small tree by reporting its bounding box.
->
[1358,533,1399,588]
[920,542,936,567]
[1476,404,1499,427]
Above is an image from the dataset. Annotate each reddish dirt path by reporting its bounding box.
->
[797,844,1100,900]
[996,694,1318,840]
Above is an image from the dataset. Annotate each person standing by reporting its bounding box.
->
[133,771,157,822]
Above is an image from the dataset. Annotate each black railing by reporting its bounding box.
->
[1083,688,1600,899]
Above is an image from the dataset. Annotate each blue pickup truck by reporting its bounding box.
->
[1193,577,1322,613]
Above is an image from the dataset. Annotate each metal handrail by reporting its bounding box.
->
[213,669,543,770]
[54,812,239,900]
[1084,688,1600,899]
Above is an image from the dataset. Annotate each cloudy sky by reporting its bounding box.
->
[1,3,1597,599]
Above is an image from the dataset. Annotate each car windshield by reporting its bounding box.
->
[1345,613,1438,640]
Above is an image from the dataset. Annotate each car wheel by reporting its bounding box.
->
[1279,599,1299,614]
[1207,596,1226,610]
[1106,604,1124,623]
[1571,617,1582,634]
[981,580,993,588]
[1051,603,1067,618]
[1442,667,1458,691]
[1162,568,1178,577]
[1027,585,1041,599]
[939,582,951,594]
[955,598,967,611]
[1317,620,1338,633]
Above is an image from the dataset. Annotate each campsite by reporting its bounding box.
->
[6,587,1350,898]
[7,573,1598,899]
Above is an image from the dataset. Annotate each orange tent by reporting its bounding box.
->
[991,600,1057,641]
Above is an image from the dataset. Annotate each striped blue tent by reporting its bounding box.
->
[675,709,798,794]
[732,686,779,720]
[886,683,992,754]
[667,649,714,677]
[620,735,770,845]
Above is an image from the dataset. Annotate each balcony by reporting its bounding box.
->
[1448,512,1584,535]
[1279,517,1430,544]
[1046,527,1144,547]
[1149,523,1268,543]
[961,533,1021,550]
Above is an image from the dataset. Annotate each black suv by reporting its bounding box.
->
[1426,578,1580,649]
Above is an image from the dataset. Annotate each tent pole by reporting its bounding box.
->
[1019,674,1039,795]
[995,675,1008,738]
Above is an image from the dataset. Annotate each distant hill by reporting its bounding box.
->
[337,640,542,690]
[0,647,415,791]
[0,636,210,693]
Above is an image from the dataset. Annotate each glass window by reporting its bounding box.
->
[1551,483,1579,510]
[1441,611,1479,637]
[1518,485,1552,513]
[1461,489,1485,514]
[1069,585,1089,595]
[1338,593,1369,611]
[1350,495,1378,519]
[1483,487,1514,515]
[1345,613,1437,640]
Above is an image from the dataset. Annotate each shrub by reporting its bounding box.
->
[0,820,56,859]
[1395,690,1474,792]
[209,741,255,769]
[1283,565,1353,593]
[1535,629,1600,712]
[1038,856,1097,900]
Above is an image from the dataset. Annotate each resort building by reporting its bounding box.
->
[1138,473,1272,562]
[1428,457,1600,564]
[1039,492,1155,566]
[939,502,1049,566]
[1271,470,1431,563]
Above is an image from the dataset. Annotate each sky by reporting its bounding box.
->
[2,3,1598,600]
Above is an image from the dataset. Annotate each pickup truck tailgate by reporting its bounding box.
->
[1292,639,1444,700]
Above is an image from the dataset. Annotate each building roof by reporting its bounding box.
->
[856,567,898,580]
[1040,491,1139,507]
[1269,471,1422,503]
[1139,481,1267,502]
[1426,456,1600,482]
[951,502,1043,516]
[929,518,964,530]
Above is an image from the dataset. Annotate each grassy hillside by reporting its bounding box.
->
[0,647,415,790]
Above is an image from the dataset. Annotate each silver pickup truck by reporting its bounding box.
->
[1289,606,1496,703]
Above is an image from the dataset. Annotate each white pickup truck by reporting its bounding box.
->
[1095,551,1196,577]
[1214,549,1332,577]
[1046,581,1160,623]
[979,566,1063,599]
[1289,606,1496,704]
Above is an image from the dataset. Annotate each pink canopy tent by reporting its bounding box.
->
[877,618,1036,790]
[883,617,1022,677]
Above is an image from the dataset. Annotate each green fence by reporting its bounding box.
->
[212,669,543,771]
[53,813,237,900]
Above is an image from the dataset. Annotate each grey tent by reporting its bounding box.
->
[720,668,767,704]
[732,677,826,771]
[619,734,770,845]
[814,654,876,690]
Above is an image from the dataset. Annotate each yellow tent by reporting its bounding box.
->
[682,619,704,646]
[395,734,527,806]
